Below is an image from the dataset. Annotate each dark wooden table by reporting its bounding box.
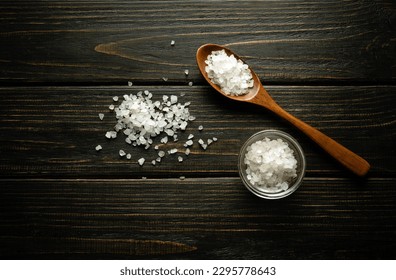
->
[0,0,395,259]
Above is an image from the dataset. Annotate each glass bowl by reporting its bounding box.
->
[238,130,306,199]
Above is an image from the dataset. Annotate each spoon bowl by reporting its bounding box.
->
[196,43,370,176]
[196,44,261,102]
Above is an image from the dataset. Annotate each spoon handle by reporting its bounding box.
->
[266,102,371,176]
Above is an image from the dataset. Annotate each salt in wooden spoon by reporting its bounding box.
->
[196,43,370,176]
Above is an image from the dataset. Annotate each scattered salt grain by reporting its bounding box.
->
[207,139,213,145]
[185,148,190,156]
[119,149,126,157]
[205,49,253,96]
[198,139,207,150]
[170,40,175,46]
[188,134,194,139]
[188,81,193,86]
[179,176,185,180]
[161,136,169,144]
[158,151,165,157]
[184,140,193,147]
[113,96,119,102]
[109,104,115,111]
[151,160,156,166]
[128,81,133,87]
[105,131,117,139]
[212,137,218,142]
[168,148,178,154]
[95,145,102,151]
[184,69,189,76]
[244,137,297,191]
[126,153,132,160]
[178,156,183,162]
[162,77,168,82]
[138,158,145,166]
[98,113,104,120]
[198,125,203,131]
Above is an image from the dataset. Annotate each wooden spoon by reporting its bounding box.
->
[196,43,370,176]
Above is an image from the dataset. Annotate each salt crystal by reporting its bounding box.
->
[113,96,119,102]
[178,156,183,162]
[207,139,213,145]
[165,129,174,136]
[188,134,194,139]
[126,153,131,160]
[184,69,189,76]
[170,95,178,104]
[128,81,133,87]
[95,145,102,151]
[98,113,104,120]
[138,158,145,166]
[185,148,190,156]
[109,104,115,111]
[152,160,156,166]
[179,176,185,180]
[168,148,178,154]
[158,151,165,157]
[171,40,175,46]
[188,81,193,86]
[161,136,168,144]
[162,77,168,82]
[212,137,218,142]
[184,140,193,147]
[119,149,126,157]
[105,131,117,139]
[198,125,203,131]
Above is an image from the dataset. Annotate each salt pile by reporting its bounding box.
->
[97,89,218,167]
[106,90,192,149]
[205,49,254,96]
[244,138,297,191]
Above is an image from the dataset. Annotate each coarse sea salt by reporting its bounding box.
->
[97,87,219,165]
[110,90,193,149]
[244,137,297,191]
[205,49,253,96]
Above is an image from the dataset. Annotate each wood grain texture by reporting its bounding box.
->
[0,85,393,178]
[0,178,395,259]
[0,0,394,84]
[0,0,395,261]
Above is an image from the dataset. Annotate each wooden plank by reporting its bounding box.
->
[0,178,395,259]
[0,0,394,84]
[0,85,393,178]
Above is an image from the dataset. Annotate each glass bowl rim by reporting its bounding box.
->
[238,129,306,199]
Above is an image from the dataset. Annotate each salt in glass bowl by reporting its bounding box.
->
[238,130,306,199]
